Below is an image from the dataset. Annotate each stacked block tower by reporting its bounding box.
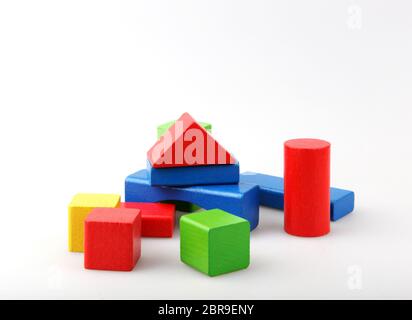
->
[147,112,239,186]
[68,112,355,275]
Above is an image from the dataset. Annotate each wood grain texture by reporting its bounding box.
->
[84,208,141,272]
[240,172,355,221]
[147,159,240,187]
[68,193,121,252]
[156,119,211,212]
[148,112,236,168]
[125,169,260,230]
[284,139,331,237]
[120,202,176,238]
[180,209,250,277]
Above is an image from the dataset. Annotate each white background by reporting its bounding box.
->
[0,0,411,299]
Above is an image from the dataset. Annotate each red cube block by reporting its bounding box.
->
[120,202,175,238]
[84,208,141,271]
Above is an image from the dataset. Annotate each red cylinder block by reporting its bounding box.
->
[284,139,331,237]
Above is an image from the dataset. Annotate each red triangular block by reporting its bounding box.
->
[148,113,237,168]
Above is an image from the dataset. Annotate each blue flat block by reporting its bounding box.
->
[147,160,240,187]
[125,170,260,230]
[330,187,355,221]
[240,172,284,209]
[240,172,355,222]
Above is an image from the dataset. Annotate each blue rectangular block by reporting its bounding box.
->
[330,188,355,221]
[240,172,355,222]
[240,172,284,209]
[126,170,260,230]
[147,160,240,187]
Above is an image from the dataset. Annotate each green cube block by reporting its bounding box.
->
[157,120,212,139]
[180,209,250,277]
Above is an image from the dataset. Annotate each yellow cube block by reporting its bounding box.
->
[68,193,121,252]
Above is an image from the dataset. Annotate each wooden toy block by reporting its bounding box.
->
[240,172,284,209]
[157,120,212,139]
[147,160,240,186]
[157,120,211,212]
[180,209,250,277]
[330,188,355,221]
[68,193,121,252]
[125,169,260,230]
[120,202,176,238]
[84,208,141,271]
[148,112,236,168]
[284,139,331,237]
[239,172,355,221]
